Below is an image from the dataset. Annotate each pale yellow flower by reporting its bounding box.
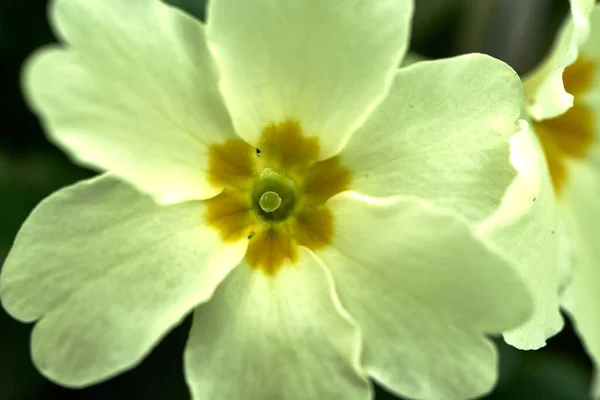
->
[480,2,600,397]
[0,1,532,399]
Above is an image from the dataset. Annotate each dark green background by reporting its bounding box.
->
[0,0,595,398]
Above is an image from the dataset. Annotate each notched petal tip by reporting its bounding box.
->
[0,282,39,324]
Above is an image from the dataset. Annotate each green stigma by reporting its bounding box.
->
[259,191,282,213]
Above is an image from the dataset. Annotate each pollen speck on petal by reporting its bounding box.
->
[203,191,255,242]
[245,228,298,275]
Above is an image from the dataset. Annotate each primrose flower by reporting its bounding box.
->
[479,0,600,390]
[0,0,532,399]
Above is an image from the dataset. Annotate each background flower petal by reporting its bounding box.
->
[560,7,600,397]
[0,175,247,387]
[320,192,532,400]
[205,0,413,159]
[184,254,370,400]
[24,0,237,204]
[561,160,600,399]
[479,125,564,350]
[523,0,595,121]
[342,54,522,224]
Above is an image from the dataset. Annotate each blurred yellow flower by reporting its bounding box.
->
[481,2,600,398]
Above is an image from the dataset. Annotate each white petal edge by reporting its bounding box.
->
[478,121,564,349]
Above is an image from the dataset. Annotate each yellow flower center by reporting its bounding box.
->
[203,120,351,275]
[533,55,597,195]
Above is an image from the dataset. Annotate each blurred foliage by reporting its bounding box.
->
[0,0,595,398]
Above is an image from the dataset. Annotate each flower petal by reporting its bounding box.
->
[341,54,522,223]
[580,5,600,65]
[560,10,600,393]
[0,175,247,387]
[478,125,564,349]
[320,192,532,400]
[205,0,413,159]
[561,160,600,399]
[184,254,371,400]
[498,4,600,352]
[523,0,595,120]
[24,0,236,204]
